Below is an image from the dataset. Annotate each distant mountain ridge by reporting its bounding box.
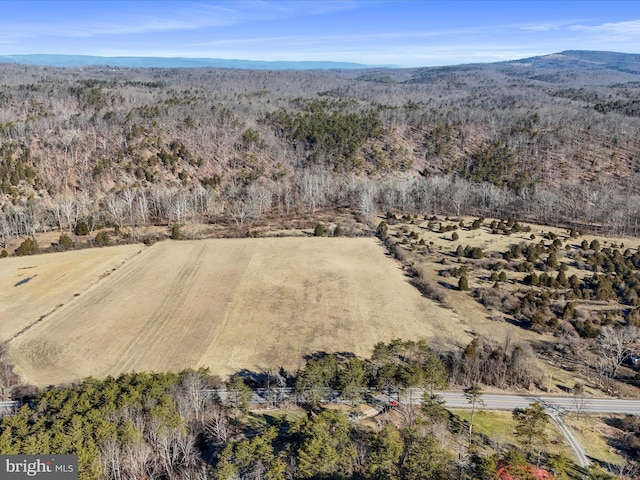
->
[0,54,376,70]
[501,50,640,74]
[1,50,640,72]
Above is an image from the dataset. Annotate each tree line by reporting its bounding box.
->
[4,172,640,255]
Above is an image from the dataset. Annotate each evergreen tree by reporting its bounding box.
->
[294,410,356,479]
[15,238,39,256]
[400,427,454,480]
[368,425,402,480]
[59,233,74,250]
[512,401,549,468]
[226,375,253,415]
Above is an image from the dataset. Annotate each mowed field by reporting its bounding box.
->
[0,244,145,340]
[6,237,470,386]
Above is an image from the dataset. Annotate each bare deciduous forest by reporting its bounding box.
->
[3,51,640,479]
[2,51,640,245]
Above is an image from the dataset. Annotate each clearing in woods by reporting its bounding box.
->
[6,237,470,386]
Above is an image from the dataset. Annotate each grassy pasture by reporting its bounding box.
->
[7,237,470,386]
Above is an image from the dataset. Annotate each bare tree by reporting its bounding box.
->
[448,179,470,217]
[173,371,208,424]
[203,402,231,447]
[358,180,377,218]
[299,172,327,213]
[598,325,639,378]
[136,189,149,226]
[228,199,252,227]
[169,193,190,226]
[247,182,273,219]
[122,188,137,229]
[59,196,76,232]
[75,191,99,233]
[99,439,123,480]
[0,214,11,248]
[105,194,125,230]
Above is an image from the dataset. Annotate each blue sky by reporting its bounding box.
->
[1,1,640,67]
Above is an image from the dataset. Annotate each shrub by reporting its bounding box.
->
[376,221,388,237]
[408,266,448,304]
[545,253,558,270]
[75,219,90,236]
[171,225,183,240]
[313,223,325,237]
[451,232,459,241]
[464,246,484,259]
[498,271,507,282]
[0,249,7,258]
[333,223,343,237]
[59,234,74,251]
[458,275,470,291]
[142,236,156,246]
[573,319,599,338]
[15,238,39,256]
[94,231,110,247]
[563,302,576,319]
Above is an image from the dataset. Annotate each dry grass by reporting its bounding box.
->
[0,244,144,340]
[563,415,625,466]
[451,409,576,461]
[8,237,472,386]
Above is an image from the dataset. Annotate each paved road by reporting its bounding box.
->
[0,400,20,416]
[203,388,640,415]
[437,392,640,415]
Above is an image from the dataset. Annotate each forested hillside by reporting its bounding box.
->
[2,51,640,244]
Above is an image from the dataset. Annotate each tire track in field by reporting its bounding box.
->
[111,242,207,374]
[167,241,254,371]
[198,242,258,370]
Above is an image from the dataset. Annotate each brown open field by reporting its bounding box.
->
[0,244,145,341]
[7,237,471,386]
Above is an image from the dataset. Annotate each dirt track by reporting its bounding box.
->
[8,238,469,385]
